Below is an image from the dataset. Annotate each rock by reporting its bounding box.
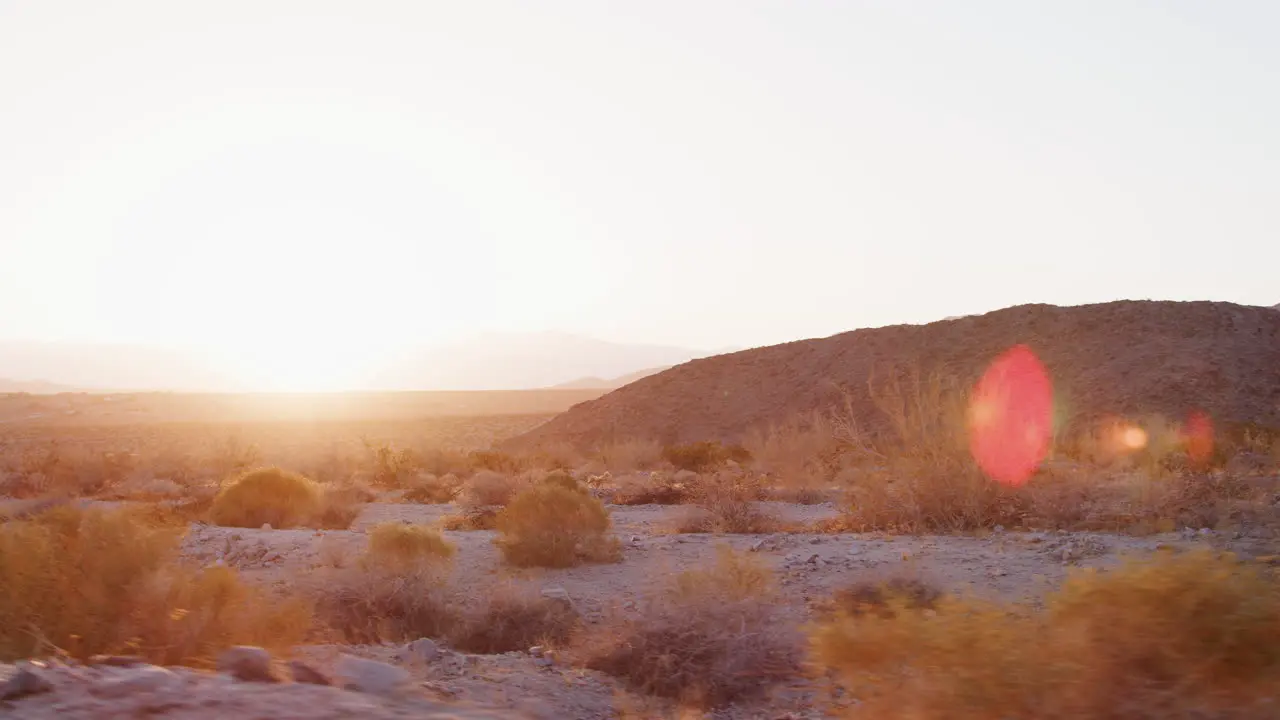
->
[540,586,573,611]
[749,539,765,552]
[336,655,409,696]
[217,645,278,682]
[288,660,332,685]
[532,657,553,668]
[528,646,545,658]
[261,523,272,531]
[809,537,822,545]
[0,663,53,701]
[88,655,147,667]
[91,665,179,699]
[404,637,441,663]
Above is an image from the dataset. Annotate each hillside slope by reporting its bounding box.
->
[509,301,1280,449]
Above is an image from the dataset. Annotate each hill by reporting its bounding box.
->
[508,300,1280,450]
[551,366,668,390]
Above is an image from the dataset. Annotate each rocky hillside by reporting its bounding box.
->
[509,301,1280,449]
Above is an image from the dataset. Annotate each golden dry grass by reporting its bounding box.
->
[0,505,310,665]
[576,545,801,708]
[494,484,621,568]
[365,522,456,569]
[811,551,1280,720]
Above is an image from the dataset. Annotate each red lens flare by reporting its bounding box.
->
[968,345,1053,486]
[1183,410,1215,466]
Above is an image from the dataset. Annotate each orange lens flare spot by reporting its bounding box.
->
[968,345,1053,486]
[1121,426,1148,450]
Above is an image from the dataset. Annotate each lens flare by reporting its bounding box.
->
[1121,425,1148,450]
[968,345,1053,486]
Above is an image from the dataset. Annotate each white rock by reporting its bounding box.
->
[336,655,410,696]
[404,637,440,663]
[261,523,272,530]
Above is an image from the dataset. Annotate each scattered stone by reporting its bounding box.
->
[532,657,554,668]
[217,645,278,683]
[90,665,179,699]
[404,637,441,663]
[0,663,53,701]
[288,660,332,686]
[749,539,765,552]
[88,655,147,668]
[336,655,410,696]
[261,523,272,531]
[528,646,545,658]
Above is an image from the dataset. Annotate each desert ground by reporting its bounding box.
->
[3,352,1280,718]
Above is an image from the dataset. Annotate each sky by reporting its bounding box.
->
[2,1,1277,390]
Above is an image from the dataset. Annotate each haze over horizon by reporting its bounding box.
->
[3,2,1277,390]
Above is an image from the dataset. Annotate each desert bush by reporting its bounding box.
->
[539,468,585,493]
[448,587,579,654]
[403,472,462,503]
[595,438,664,472]
[612,473,689,505]
[210,467,362,529]
[456,470,522,508]
[674,472,780,534]
[210,467,322,528]
[365,522,456,569]
[468,450,523,474]
[0,506,309,664]
[363,439,417,488]
[312,564,456,644]
[811,551,1280,719]
[494,484,621,568]
[438,507,499,531]
[661,441,751,473]
[577,546,801,707]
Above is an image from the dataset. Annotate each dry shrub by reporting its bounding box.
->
[210,467,321,528]
[595,438,663,472]
[438,507,499,531]
[403,472,462,504]
[829,370,1032,532]
[363,439,418,488]
[812,551,1280,719]
[312,564,455,644]
[456,470,522,508]
[674,473,780,534]
[539,468,584,492]
[366,522,456,569]
[577,546,801,707]
[0,506,310,664]
[210,467,363,529]
[468,450,524,474]
[818,576,945,619]
[611,472,689,505]
[447,587,579,654]
[661,441,751,473]
[495,484,621,568]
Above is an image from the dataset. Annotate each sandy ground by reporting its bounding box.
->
[3,499,1261,719]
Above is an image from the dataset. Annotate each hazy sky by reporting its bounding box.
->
[2,2,1277,388]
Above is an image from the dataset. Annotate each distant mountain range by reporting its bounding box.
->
[0,333,731,392]
[551,366,669,390]
[370,332,730,391]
